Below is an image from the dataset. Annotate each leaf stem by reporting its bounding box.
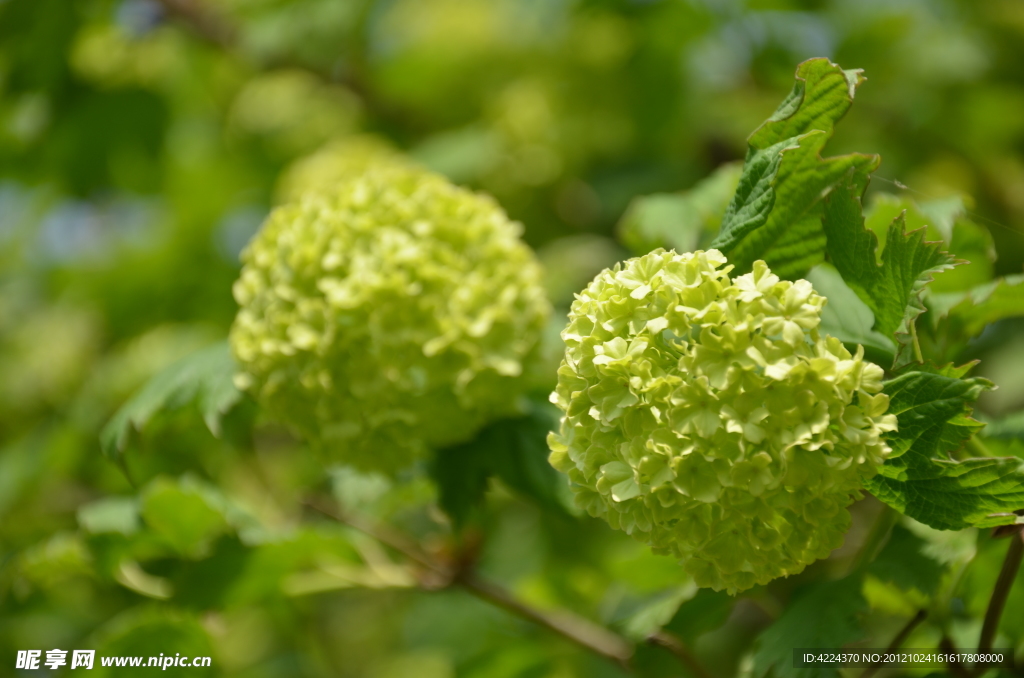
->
[858,610,927,678]
[647,630,714,678]
[966,435,992,458]
[305,499,635,670]
[910,321,924,363]
[978,527,1024,655]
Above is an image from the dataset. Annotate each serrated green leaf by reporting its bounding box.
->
[865,194,995,293]
[619,161,741,255]
[752,576,866,678]
[710,58,879,279]
[100,341,243,470]
[867,372,1024,531]
[821,181,957,368]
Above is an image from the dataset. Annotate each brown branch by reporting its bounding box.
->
[647,630,714,678]
[859,610,927,678]
[978,527,1024,655]
[304,499,634,670]
[459,572,633,670]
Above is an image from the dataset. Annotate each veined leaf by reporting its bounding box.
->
[618,161,741,255]
[100,341,244,469]
[865,194,994,293]
[710,58,879,279]
[867,372,1024,531]
[821,181,957,368]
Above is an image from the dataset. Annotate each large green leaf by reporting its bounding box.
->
[710,58,879,279]
[821,181,957,368]
[867,372,1024,531]
[752,576,866,678]
[865,194,994,293]
[618,161,742,255]
[100,341,244,470]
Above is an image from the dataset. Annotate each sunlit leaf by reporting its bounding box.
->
[821,181,956,368]
[867,371,1024,530]
[711,58,879,279]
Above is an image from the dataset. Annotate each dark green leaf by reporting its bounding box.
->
[430,435,493,529]
[100,341,243,469]
[431,402,571,528]
[664,588,736,640]
[710,58,879,279]
[752,576,866,678]
[867,524,944,596]
[867,372,1024,530]
[821,181,956,368]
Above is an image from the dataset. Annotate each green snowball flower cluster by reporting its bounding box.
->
[548,249,897,593]
[231,166,551,472]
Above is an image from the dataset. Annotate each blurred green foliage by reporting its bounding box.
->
[2,0,1024,676]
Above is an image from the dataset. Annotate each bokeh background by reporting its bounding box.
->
[2,0,1024,676]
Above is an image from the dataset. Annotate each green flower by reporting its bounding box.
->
[231,166,551,472]
[548,250,897,593]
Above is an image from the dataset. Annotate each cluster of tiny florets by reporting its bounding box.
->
[231,166,551,472]
[548,249,897,592]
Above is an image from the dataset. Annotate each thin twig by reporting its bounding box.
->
[859,610,927,678]
[459,572,633,670]
[978,527,1024,655]
[910,321,924,364]
[647,630,714,678]
[305,499,635,670]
